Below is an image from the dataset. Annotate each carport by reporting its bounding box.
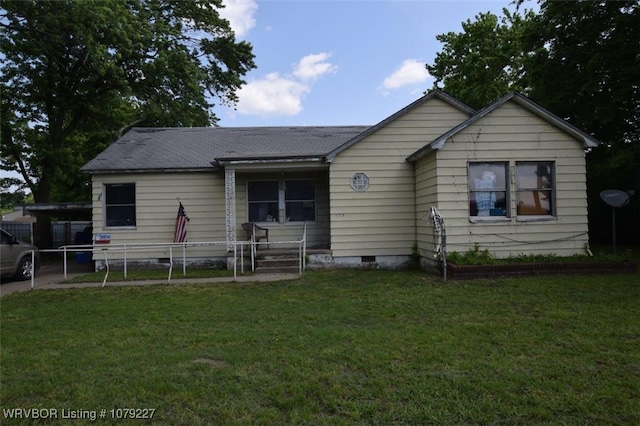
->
[10,202,92,247]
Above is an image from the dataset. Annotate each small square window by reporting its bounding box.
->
[351,173,369,192]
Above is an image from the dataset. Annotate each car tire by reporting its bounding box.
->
[16,256,34,281]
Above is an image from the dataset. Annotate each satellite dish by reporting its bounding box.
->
[600,189,632,254]
[600,189,631,208]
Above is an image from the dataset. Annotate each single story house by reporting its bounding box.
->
[81,90,599,270]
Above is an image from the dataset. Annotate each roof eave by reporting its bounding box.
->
[327,89,474,162]
[500,92,600,148]
[406,91,602,163]
[406,141,439,163]
[81,167,215,174]
[213,156,327,171]
[509,95,600,148]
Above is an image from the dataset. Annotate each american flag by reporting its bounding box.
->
[173,202,189,243]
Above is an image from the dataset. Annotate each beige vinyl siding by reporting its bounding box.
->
[419,100,590,259]
[330,97,470,257]
[414,152,439,261]
[91,172,227,260]
[234,171,330,248]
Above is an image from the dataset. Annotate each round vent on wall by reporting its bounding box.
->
[351,173,369,192]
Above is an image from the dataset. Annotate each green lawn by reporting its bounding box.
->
[1,270,639,425]
[62,267,235,283]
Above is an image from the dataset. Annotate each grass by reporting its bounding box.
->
[62,267,235,283]
[1,270,639,424]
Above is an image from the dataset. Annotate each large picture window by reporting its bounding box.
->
[285,180,316,222]
[247,179,317,223]
[516,162,555,216]
[105,183,136,227]
[248,181,279,222]
[469,162,508,217]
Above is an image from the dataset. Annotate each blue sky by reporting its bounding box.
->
[4,0,531,190]
[216,0,528,127]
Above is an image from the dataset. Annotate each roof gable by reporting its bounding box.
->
[406,92,600,163]
[326,89,475,161]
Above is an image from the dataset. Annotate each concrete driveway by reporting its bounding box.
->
[0,262,93,297]
[1,262,299,298]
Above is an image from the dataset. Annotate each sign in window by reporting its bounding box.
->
[468,162,508,217]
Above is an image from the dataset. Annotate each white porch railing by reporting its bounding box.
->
[247,222,307,274]
[29,234,308,290]
[301,222,307,274]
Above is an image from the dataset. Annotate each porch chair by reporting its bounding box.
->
[242,222,269,249]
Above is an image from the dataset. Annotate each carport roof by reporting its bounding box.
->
[20,202,92,219]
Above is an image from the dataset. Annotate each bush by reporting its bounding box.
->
[447,244,634,266]
[447,244,494,265]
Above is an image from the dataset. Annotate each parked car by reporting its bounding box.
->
[1,229,40,281]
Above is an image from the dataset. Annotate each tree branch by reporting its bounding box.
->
[118,117,147,138]
[1,124,36,194]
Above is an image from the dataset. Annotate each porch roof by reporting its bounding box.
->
[82,126,370,173]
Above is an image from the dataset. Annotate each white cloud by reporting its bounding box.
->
[234,52,336,117]
[235,73,310,116]
[381,59,430,91]
[293,53,338,81]
[219,0,257,38]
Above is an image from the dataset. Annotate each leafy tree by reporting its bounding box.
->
[0,177,29,212]
[521,1,640,243]
[1,0,256,246]
[426,8,536,109]
[523,1,638,145]
[426,0,639,245]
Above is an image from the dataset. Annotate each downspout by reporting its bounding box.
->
[326,157,333,253]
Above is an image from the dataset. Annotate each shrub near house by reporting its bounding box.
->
[445,246,637,279]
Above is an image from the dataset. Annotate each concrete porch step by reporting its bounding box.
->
[255,265,301,274]
[255,252,301,274]
[256,258,299,268]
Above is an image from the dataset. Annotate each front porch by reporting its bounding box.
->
[223,167,332,251]
[226,247,333,274]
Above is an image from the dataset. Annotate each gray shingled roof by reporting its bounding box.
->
[81,126,370,173]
